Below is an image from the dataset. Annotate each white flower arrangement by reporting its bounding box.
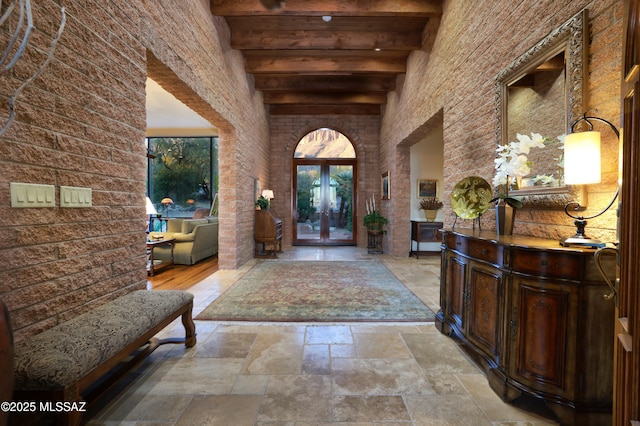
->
[493,132,565,188]
[532,174,560,186]
[491,132,565,208]
[493,133,544,187]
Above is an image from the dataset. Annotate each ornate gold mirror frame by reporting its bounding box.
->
[495,9,588,209]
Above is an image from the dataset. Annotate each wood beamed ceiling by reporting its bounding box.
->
[210,0,442,115]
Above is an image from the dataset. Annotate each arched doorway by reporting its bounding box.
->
[293,128,356,245]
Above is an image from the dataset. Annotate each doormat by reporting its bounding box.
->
[196,261,435,322]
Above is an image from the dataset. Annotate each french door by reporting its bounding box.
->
[293,159,356,245]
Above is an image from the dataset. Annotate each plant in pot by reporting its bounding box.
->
[419,197,443,222]
[490,180,523,235]
[363,194,388,233]
[255,195,270,210]
[491,134,543,234]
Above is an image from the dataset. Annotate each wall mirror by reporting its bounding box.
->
[495,9,587,208]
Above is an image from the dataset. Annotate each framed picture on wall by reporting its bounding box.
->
[381,171,390,200]
[417,179,437,198]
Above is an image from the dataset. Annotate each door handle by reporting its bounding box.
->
[594,246,618,302]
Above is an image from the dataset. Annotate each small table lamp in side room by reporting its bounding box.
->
[161,197,173,217]
[261,190,274,208]
[145,197,157,232]
[560,112,619,248]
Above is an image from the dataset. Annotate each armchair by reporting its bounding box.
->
[149,217,218,265]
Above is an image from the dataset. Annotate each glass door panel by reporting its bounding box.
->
[296,164,322,241]
[328,165,353,242]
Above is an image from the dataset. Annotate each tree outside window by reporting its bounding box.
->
[147,137,218,218]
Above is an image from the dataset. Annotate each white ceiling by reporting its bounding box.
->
[145,78,216,132]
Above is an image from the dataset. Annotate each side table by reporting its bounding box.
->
[367,230,383,254]
[146,238,175,276]
[410,220,442,258]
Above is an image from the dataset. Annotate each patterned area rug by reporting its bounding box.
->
[196,261,435,322]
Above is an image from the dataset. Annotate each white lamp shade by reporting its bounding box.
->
[563,131,601,185]
[145,197,157,215]
[262,189,274,199]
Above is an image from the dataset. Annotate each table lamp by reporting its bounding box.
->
[560,112,619,247]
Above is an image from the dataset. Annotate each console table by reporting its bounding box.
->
[410,220,442,258]
[437,229,616,425]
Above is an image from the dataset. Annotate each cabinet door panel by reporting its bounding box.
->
[447,255,466,328]
[467,263,502,362]
[513,282,571,392]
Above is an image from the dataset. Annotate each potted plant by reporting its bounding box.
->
[363,210,389,233]
[491,133,545,235]
[255,195,270,210]
[363,194,388,233]
[419,197,443,221]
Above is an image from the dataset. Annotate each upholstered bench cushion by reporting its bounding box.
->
[14,290,193,390]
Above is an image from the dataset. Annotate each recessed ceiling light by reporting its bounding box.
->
[322,15,332,22]
[374,48,381,51]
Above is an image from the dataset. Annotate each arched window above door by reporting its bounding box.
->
[294,128,355,158]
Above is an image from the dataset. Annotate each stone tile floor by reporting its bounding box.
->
[87,247,558,425]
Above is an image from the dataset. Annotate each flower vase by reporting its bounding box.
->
[424,210,437,222]
[496,202,516,235]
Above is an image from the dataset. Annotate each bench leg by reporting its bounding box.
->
[182,302,196,347]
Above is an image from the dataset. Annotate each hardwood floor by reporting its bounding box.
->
[146,255,219,291]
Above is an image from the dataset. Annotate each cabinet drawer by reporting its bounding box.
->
[511,249,581,280]
[413,222,442,242]
[446,234,502,265]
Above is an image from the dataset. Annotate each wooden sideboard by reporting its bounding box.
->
[255,209,282,258]
[410,220,442,258]
[436,229,616,425]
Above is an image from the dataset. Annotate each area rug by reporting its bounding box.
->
[196,261,435,322]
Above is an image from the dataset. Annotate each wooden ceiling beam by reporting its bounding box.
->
[226,16,429,32]
[231,30,422,50]
[211,0,442,17]
[254,74,395,92]
[263,92,387,104]
[246,58,406,74]
[245,53,407,74]
[269,104,381,115]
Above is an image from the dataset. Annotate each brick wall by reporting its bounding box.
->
[381,0,622,256]
[0,0,269,340]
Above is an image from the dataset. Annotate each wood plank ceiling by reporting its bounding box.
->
[210,0,442,115]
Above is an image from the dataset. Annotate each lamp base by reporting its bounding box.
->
[559,236,605,248]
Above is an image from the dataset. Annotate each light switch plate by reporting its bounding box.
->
[60,186,92,208]
[10,182,55,208]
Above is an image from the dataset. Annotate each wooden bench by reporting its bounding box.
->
[8,290,196,426]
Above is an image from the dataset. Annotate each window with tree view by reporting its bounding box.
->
[147,137,218,222]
